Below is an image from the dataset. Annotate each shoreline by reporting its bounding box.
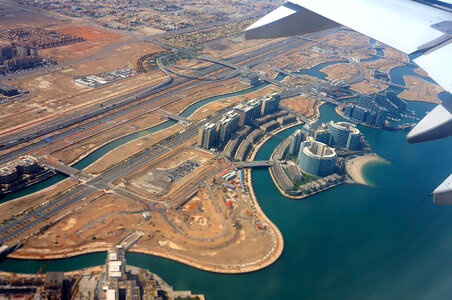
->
[0,265,104,278]
[1,52,419,275]
[268,165,345,200]
[2,126,295,274]
[6,226,282,274]
[345,154,387,186]
[0,115,389,275]
[265,129,345,200]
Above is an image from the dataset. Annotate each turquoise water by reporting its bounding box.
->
[1,50,452,299]
[0,252,107,273]
[0,174,67,203]
[71,120,177,170]
[293,44,383,81]
[179,81,272,118]
[1,101,451,300]
[295,60,346,80]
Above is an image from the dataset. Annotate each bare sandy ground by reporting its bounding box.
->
[398,75,444,103]
[346,155,387,186]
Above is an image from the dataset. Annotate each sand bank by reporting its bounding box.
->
[346,155,387,186]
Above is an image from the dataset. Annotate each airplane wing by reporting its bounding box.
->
[245,0,452,203]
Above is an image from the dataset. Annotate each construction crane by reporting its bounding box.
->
[29,261,49,300]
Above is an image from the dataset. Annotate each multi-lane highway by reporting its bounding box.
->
[0,33,321,164]
[0,26,380,245]
[0,109,227,244]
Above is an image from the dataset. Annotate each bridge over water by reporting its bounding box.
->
[158,110,192,124]
[232,160,276,168]
[38,157,92,180]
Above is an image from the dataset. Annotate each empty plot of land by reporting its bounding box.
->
[38,24,130,62]
[398,76,443,103]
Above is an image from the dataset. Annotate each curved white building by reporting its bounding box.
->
[327,121,362,150]
[298,141,336,176]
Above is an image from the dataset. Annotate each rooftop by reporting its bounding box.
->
[303,141,336,158]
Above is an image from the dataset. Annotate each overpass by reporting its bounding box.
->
[197,55,291,88]
[38,157,92,180]
[197,54,242,70]
[382,81,409,90]
[158,110,192,124]
[320,96,340,105]
[233,160,276,168]
[259,74,292,88]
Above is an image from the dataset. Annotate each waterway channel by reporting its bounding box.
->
[0,77,276,203]
[1,48,385,204]
[1,45,452,300]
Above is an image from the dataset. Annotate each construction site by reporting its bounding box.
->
[0,244,205,299]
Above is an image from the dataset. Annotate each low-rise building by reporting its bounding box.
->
[260,120,279,132]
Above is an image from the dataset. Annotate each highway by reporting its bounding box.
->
[0,34,316,164]
[0,185,97,244]
[0,26,383,244]
[0,108,228,244]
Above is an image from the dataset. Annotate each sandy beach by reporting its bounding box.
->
[345,155,387,185]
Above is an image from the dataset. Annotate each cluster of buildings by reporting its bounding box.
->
[0,42,43,72]
[298,140,337,177]
[0,27,82,72]
[99,246,201,300]
[273,121,364,183]
[17,0,257,33]
[0,156,45,191]
[0,246,203,300]
[270,120,366,195]
[298,174,343,195]
[162,18,258,48]
[0,27,83,50]
[0,271,69,299]
[301,121,363,152]
[343,91,407,127]
[74,67,137,88]
[198,93,297,161]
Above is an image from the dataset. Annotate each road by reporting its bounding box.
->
[0,108,227,244]
[0,33,316,162]
[0,26,384,244]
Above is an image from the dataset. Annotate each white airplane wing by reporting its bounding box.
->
[245,0,452,203]
[246,0,449,53]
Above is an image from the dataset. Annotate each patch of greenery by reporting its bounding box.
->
[298,171,321,185]
[284,154,298,162]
